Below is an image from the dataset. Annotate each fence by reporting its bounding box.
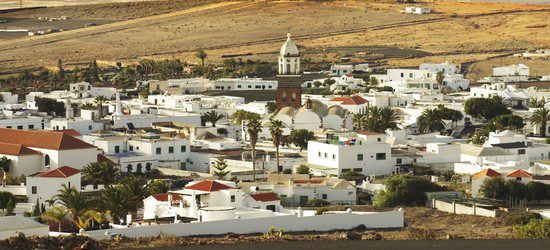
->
[85,210,404,240]
[431,199,499,217]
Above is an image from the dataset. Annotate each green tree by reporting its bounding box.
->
[265,102,277,113]
[83,162,118,187]
[246,118,262,182]
[94,95,108,119]
[100,186,132,224]
[296,164,310,175]
[0,157,11,183]
[361,107,400,133]
[119,175,148,211]
[289,129,314,151]
[35,97,66,116]
[368,77,379,86]
[147,179,171,195]
[54,184,91,216]
[269,119,285,174]
[375,175,446,207]
[323,78,336,87]
[352,113,365,130]
[479,177,508,200]
[0,191,16,214]
[57,59,65,83]
[196,49,207,66]
[528,97,546,109]
[42,206,70,232]
[212,158,230,180]
[435,106,463,123]
[90,59,100,83]
[530,108,550,137]
[507,180,529,200]
[436,71,444,86]
[417,108,445,133]
[465,97,510,121]
[201,110,225,127]
[492,114,524,130]
[341,171,366,183]
[230,110,261,124]
[513,219,550,239]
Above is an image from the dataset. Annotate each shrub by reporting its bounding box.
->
[513,219,550,239]
[316,207,331,215]
[374,175,446,207]
[502,211,542,226]
[282,169,292,174]
[307,198,331,207]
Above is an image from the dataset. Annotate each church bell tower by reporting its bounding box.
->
[276,33,302,110]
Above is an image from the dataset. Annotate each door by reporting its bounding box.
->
[266,205,276,212]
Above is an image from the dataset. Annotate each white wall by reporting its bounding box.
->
[86,210,404,239]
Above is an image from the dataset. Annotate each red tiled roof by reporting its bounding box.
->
[357,130,382,136]
[57,129,82,137]
[152,193,182,202]
[30,166,81,178]
[330,95,368,105]
[472,168,501,180]
[97,154,119,166]
[0,128,96,150]
[0,142,41,156]
[507,169,533,178]
[250,193,280,202]
[185,180,233,192]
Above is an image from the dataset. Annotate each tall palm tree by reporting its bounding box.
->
[246,118,262,181]
[80,102,95,110]
[42,206,71,232]
[530,108,550,137]
[417,108,445,133]
[86,210,110,229]
[100,186,131,224]
[269,119,284,174]
[379,107,400,131]
[352,113,365,130]
[119,175,148,211]
[94,96,107,119]
[54,184,91,216]
[196,49,207,66]
[201,111,224,127]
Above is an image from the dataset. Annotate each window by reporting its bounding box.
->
[6,126,11,129]
[129,146,134,151]
[181,145,187,153]
[322,194,327,199]
[318,152,321,157]
[409,73,413,78]
[28,125,34,129]
[31,186,37,194]
[17,126,23,130]
[231,195,235,202]
[332,154,336,160]
[44,155,50,166]
[324,153,328,159]
[518,149,526,155]
[169,146,174,154]
[237,85,241,89]
[377,137,381,142]
[400,73,404,77]
[353,168,362,172]
[88,125,92,130]
[180,162,186,170]
[115,146,120,154]
[146,163,152,171]
[156,147,161,155]
[127,164,133,172]
[357,154,364,161]
[376,153,386,160]
[137,164,142,173]
[397,158,403,164]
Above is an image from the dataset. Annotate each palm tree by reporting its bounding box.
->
[94,96,107,119]
[119,175,148,211]
[352,113,365,130]
[42,206,71,232]
[100,186,131,224]
[201,111,224,127]
[86,210,110,229]
[269,119,284,174]
[196,49,207,66]
[528,97,546,109]
[530,108,550,137]
[246,118,262,181]
[74,214,92,231]
[417,108,445,133]
[379,107,400,131]
[54,184,91,216]
[80,103,95,110]
[83,162,119,187]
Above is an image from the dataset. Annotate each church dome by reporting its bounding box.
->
[327,105,347,118]
[280,33,299,56]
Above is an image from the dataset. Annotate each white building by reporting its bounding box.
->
[493,64,530,77]
[454,144,530,175]
[485,130,550,162]
[213,77,277,91]
[69,82,117,99]
[307,131,395,176]
[419,62,458,74]
[26,166,81,206]
[83,130,191,172]
[0,92,18,104]
[329,64,370,76]
[0,128,100,176]
[270,99,352,132]
[405,6,431,14]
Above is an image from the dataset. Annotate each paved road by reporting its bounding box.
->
[176,239,550,250]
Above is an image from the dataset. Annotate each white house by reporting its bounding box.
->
[329,64,370,76]
[69,82,117,99]
[307,131,395,176]
[213,77,277,91]
[0,92,19,104]
[329,95,370,114]
[493,64,530,77]
[454,144,530,175]
[26,166,81,206]
[405,6,431,14]
[0,128,100,176]
[419,62,458,74]
[486,130,550,161]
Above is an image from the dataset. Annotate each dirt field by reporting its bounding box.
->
[0,0,155,10]
[0,1,549,79]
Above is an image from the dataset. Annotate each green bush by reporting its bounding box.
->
[502,211,542,226]
[307,198,330,207]
[315,207,331,215]
[513,219,550,239]
[374,175,446,207]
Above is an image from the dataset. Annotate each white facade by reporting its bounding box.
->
[50,118,104,135]
[420,62,458,74]
[405,6,431,14]
[307,132,394,176]
[0,115,43,130]
[278,33,300,75]
[493,64,529,77]
[69,81,117,99]
[26,167,81,207]
[213,77,277,91]
[329,64,370,76]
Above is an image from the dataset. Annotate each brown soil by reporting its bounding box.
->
[0,0,548,77]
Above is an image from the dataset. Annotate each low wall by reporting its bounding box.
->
[432,199,497,217]
[85,210,404,240]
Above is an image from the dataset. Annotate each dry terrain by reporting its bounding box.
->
[0,0,549,80]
